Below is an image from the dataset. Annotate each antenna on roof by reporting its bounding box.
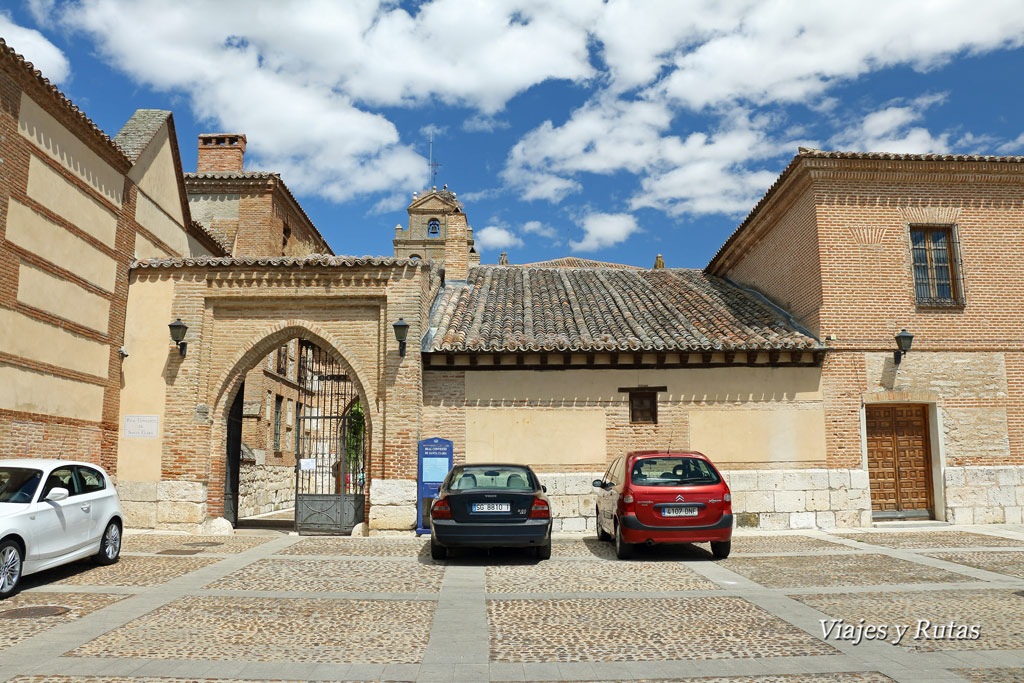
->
[428,131,442,189]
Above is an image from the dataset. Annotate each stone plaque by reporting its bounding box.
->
[123,415,159,439]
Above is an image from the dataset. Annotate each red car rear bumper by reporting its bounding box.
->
[619,513,733,544]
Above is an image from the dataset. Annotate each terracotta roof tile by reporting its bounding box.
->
[513,257,642,269]
[132,254,420,269]
[428,266,819,353]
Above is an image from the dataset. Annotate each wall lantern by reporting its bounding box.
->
[393,318,410,357]
[893,328,914,365]
[168,318,188,357]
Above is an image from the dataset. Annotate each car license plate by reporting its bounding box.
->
[662,506,698,517]
[472,502,510,513]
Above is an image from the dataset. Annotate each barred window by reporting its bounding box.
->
[273,395,283,452]
[911,226,961,306]
[629,391,657,424]
[276,345,288,375]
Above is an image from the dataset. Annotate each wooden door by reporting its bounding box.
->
[866,405,933,518]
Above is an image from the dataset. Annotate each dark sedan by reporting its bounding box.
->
[429,464,552,560]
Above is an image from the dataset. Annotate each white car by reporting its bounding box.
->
[0,459,123,597]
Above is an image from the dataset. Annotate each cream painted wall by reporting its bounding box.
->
[465,366,822,403]
[6,199,117,292]
[0,308,108,378]
[116,274,175,482]
[135,193,189,256]
[186,234,216,257]
[689,408,827,464]
[0,362,104,421]
[189,194,240,226]
[134,231,170,260]
[17,261,110,333]
[26,155,118,246]
[127,124,184,225]
[466,408,606,464]
[18,93,123,207]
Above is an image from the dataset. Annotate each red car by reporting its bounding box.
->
[593,450,733,559]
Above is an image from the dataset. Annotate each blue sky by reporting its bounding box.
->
[4,1,1024,268]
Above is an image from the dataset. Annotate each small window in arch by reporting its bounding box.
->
[409,254,422,260]
[428,218,440,237]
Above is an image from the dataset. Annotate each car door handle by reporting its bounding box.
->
[80,504,91,512]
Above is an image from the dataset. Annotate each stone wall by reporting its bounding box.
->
[944,466,1024,524]
[117,479,207,532]
[238,463,294,518]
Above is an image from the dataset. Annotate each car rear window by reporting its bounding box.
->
[630,457,720,486]
[449,466,535,490]
[0,468,43,503]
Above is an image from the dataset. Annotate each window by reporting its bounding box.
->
[911,225,961,306]
[42,466,79,498]
[274,395,283,451]
[276,345,288,375]
[427,218,440,237]
[295,403,303,453]
[629,391,658,424]
[630,457,720,486]
[77,466,105,493]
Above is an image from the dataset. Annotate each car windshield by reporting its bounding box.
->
[449,466,534,490]
[630,457,720,486]
[0,468,43,503]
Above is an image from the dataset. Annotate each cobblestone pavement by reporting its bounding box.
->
[0,526,1021,682]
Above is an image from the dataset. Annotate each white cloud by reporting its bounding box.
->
[571,212,640,252]
[476,225,524,251]
[997,133,1024,155]
[832,94,951,154]
[463,114,510,133]
[522,220,557,239]
[0,12,70,83]
[419,123,448,137]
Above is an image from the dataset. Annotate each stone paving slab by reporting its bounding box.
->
[0,593,126,651]
[275,537,430,557]
[487,597,839,662]
[551,539,616,559]
[37,555,222,587]
[485,559,718,593]
[953,667,1024,682]
[67,595,434,664]
[720,553,974,588]
[122,535,275,554]
[205,558,445,592]
[923,551,1024,579]
[831,531,1024,549]
[731,536,857,555]
[792,589,1024,652]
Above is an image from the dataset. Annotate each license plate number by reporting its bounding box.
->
[662,506,698,517]
[472,502,510,513]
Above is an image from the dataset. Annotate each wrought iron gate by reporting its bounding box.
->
[294,340,366,534]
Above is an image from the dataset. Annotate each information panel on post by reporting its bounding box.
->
[417,437,453,535]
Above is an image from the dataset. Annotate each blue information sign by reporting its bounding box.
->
[417,437,453,534]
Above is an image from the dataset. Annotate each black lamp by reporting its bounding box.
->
[169,318,188,357]
[393,318,410,357]
[893,328,914,365]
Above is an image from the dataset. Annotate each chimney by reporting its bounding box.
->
[197,134,246,173]
[653,254,665,269]
[443,213,470,280]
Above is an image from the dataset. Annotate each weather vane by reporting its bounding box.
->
[428,131,442,188]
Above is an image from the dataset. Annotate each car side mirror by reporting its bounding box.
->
[45,487,69,502]
[541,485,547,493]
[592,479,604,489]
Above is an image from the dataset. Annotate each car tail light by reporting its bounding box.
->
[529,497,550,519]
[431,499,452,520]
[724,493,731,502]
[723,490,733,514]
[619,492,635,515]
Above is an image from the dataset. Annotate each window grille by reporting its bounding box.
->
[910,225,965,307]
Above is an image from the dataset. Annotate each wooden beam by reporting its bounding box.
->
[445,353,454,366]
[633,352,642,365]
[563,352,572,365]
[656,352,666,367]
[586,353,595,366]
[540,353,548,366]
[768,350,781,365]
[469,354,478,366]
[724,351,736,365]
[701,352,713,365]
[493,353,501,366]
[610,352,619,365]
[516,354,525,366]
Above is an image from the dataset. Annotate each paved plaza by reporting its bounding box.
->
[0,526,1022,682]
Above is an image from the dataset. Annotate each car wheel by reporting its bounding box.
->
[0,540,23,598]
[535,541,551,560]
[94,520,121,566]
[430,536,447,560]
[596,510,610,541]
[614,522,633,560]
[711,540,731,559]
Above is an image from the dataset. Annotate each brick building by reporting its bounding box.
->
[0,39,224,478]
[3,34,1024,534]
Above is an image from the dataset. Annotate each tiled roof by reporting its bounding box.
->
[513,257,642,270]
[114,109,171,162]
[707,147,1024,272]
[428,266,819,353]
[132,254,421,269]
[0,38,128,167]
